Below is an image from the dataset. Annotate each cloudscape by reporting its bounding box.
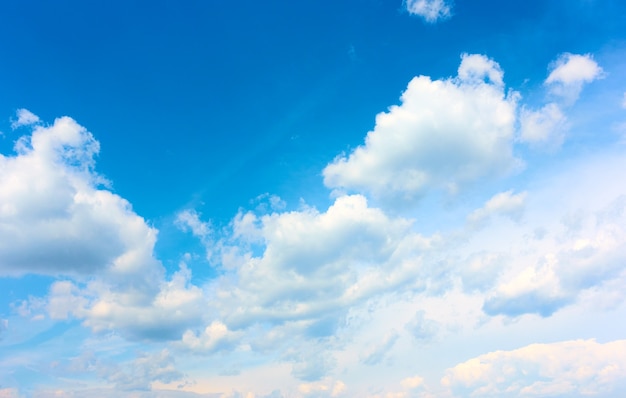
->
[1,1,626,397]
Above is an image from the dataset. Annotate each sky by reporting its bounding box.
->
[1,0,626,397]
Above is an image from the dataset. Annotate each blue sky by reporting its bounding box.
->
[1,0,626,396]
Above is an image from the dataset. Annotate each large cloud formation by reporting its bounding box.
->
[323,54,520,203]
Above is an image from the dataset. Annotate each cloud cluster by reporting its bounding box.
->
[2,49,622,396]
[0,115,158,279]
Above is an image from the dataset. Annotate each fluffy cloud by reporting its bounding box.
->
[207,194,442,333]
[442,339,626,397]
[0,112,159,280]
[323,54,519,203]
[546,53,603,104]
[404,0,452,23]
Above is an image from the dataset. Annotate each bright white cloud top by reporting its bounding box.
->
[1,2,626,397]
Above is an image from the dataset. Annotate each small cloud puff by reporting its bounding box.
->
[11,108,40,129]
[546,53,603,104]
[404,0,452,23]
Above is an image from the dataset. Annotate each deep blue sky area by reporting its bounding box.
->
[2,0,624,224]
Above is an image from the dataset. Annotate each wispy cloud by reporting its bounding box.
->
[10,109,40,130]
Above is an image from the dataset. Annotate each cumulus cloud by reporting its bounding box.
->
[404,0,452,23]
[442,339,626,397]
[0,114,210,342]
[0,114,158,279]
[208,194,440,332]
[180,321,240,353]
[546,53,603,104]
[10,108,40,129]
[323,54,520,204]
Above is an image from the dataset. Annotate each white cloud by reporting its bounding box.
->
[401,375,424,390]
[176,209,212,240]
[467,190,527,226]
[404,0,452,23]
[442,339,626,397]
[546,53,603,103]
[298,379,346,397]
[10,108,40,129]
[0,115,158,279]
[518,103,568,147]
[0,114,210,341]
[209,194,439,332]
[323,54,520,204]
[622,92,626,109]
